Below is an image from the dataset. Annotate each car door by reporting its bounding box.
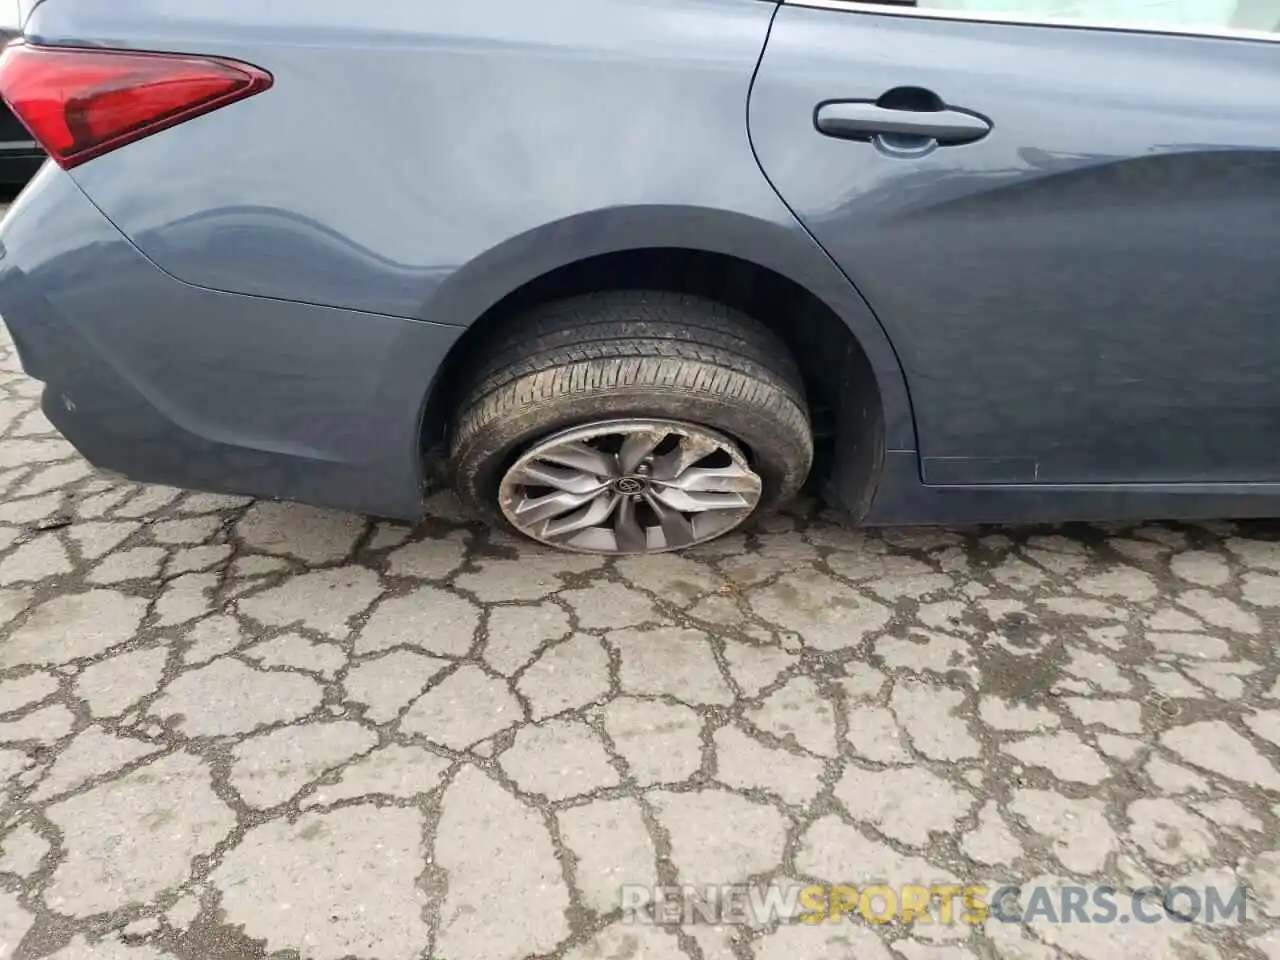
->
[750,0,1280,486]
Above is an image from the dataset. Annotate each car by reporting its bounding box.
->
[1,0,1278,556]
[0,2,42,186]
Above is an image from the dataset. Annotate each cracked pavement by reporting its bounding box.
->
[3,314,1280,960]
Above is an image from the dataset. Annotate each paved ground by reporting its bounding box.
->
[3,314,1280,960]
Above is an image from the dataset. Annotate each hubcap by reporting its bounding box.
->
[498,418,763,554]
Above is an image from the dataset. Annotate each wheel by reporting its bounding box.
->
[449,290,813,554]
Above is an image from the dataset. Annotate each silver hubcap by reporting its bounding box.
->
[498,419,763,554]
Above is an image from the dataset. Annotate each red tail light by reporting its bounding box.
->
[0,42,272,169]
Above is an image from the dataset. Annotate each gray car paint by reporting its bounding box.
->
[33,1,842,324]
[0,165,465,518]
[3,0,1280,525]
[754,2,1280,489]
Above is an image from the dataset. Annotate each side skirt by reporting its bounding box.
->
[856,451,1280,526]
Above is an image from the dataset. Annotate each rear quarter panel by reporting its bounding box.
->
[25,0,804,324]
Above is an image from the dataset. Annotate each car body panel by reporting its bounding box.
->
[752,2,1280,488]
[0,165,464,518]
[26,1,810,323]
[14,0,37,27]
[864,450,1280,525]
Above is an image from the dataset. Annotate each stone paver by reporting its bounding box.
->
[0,317,1278,959]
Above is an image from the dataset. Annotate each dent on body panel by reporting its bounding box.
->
[64,0,785,322]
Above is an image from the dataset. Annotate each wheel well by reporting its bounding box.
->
[421,248,885,497]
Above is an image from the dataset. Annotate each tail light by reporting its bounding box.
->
[0,42,272,170]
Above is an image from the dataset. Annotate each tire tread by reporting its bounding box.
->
[462,290,804,404]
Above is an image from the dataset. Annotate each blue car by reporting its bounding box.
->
[1,0,1278,555]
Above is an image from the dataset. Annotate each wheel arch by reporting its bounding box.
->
[416,205,917,518]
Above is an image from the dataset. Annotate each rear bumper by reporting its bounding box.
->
[0,167,463,519]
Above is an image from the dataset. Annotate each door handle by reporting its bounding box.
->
[815,101,991,146]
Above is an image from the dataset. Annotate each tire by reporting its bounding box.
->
[450,290,814,551]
